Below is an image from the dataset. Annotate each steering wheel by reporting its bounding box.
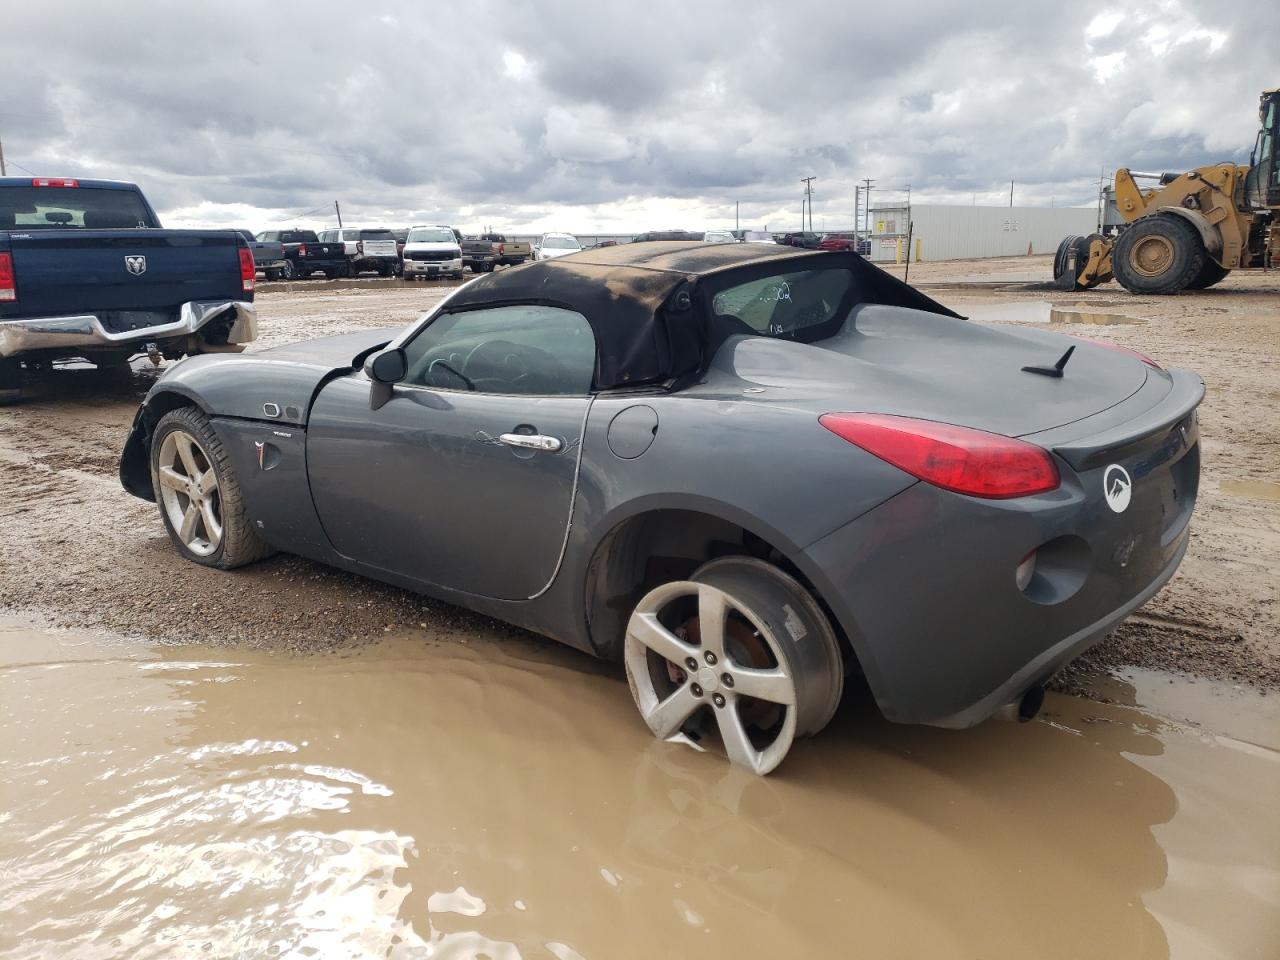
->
[427,357,475,390]
[461,339,569,391]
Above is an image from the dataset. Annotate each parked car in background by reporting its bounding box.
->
[1,177,257,401]
[590,240,620,249]
[461,236,498,273]
[236,230,288,280]
[402,225,464,280]
[741,230,778,244]
[392,228,408,259]
[480,233,531,266]
[703,229,738,243]
[256,229,347,280]
[781,231,822,249]
[318,228,401,277]
[120,243,1203,776]
[819,233,872,256]
[633,230,695,242]
[533,233,582,260]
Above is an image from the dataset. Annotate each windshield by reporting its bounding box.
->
[542,236,580,249]
[710,268,853,340]
[408,228,456,243]
[0,186,156,230]
[360,230,394,240]
[280,231,318,243]
[704,231,735,242]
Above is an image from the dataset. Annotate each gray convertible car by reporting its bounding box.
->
[120,243,1203,774]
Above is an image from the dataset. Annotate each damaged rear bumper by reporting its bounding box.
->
[0,300,257,358]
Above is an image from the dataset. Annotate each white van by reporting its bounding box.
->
[533,233,582,261]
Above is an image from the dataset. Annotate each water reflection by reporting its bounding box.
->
[1,619,1277,958]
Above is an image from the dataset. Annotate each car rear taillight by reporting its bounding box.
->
[0,252,16,302]
[1074,336,1161,369]
[31,178,78,188]
[819,413,1060,499]
[238,247,255,292]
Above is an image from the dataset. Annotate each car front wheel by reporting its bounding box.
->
[624,556,844,775]
[150,407,274,569]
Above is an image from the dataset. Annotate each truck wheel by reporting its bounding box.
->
[150,407,275,570]
[0,358,23,406]
[1112,216,1206,295]
[265,269,280,281]
[623,556,844,775]
[280,261,296,280]
[483,262,495,273]
[1186,258,1230,290]
[469,265,481,273]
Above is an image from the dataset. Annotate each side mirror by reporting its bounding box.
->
[363,347,407,410]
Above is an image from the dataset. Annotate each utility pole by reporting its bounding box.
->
[853,184,861,240]
[334,201,343,230]
[735,200,739,234]
[0,133,6,176]
[862,178,875,237]
[1009,180,1014,207]
[801,176,816,233]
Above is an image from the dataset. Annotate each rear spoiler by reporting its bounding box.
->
[1050,369,1204,471]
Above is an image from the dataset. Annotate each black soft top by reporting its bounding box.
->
[444,242,959,390]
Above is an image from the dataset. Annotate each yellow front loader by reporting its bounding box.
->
[1055,88,1279,294]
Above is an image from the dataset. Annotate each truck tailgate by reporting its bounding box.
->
[5,230,244,319]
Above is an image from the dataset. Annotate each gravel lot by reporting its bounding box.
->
[1,258,1276,693]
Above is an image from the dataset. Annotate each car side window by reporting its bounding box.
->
[400,305,596,396]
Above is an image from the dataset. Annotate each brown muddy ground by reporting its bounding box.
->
[2,614,1277,958]
[0,258,1276,691]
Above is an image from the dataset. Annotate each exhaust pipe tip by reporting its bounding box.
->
[1017,684,1046,723]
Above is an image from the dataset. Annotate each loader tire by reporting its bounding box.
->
[1186,258,1230,290]
[1112,216,1205,295]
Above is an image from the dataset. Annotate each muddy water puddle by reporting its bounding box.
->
[1219,478,1280,502]
[963,299,1146,325]
[2,617,1277,959]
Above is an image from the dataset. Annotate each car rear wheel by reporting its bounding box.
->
[1112,216,1205,294]
[150,407,274,569]
[0,358,23,405]
[280,261,296,280]
[624,556,844,775]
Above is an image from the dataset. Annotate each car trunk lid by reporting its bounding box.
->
[723,303,1153,438]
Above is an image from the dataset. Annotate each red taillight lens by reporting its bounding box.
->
[1074,336,1161,369]
[238,247,255,292]
[31,178,78,188]
[0,252,15,301]
[819,413,1060,499]
[298,244,307,257]
[498,243,505,254]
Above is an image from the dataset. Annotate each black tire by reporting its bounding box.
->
[281,260,297,280]
[1186,258,1230,290]
[0,357,23,406]
[483,262,495,273]
[1112,216,1206,295]
[149,407,275,570]
[265,269,280,281]
[469,264,482,273]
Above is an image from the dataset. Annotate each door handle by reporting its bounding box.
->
[498,433,563,452]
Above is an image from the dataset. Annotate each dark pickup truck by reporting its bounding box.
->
[1,177,257,401]
[236,230,288,280]
[254,229,346,280]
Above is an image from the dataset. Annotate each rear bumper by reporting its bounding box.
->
[0,300,257,358]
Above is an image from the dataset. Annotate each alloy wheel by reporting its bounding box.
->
[156,430,223,557]
[625,580,801,775]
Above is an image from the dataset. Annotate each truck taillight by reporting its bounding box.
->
[0,253,15,301]
[31,178,78,188]
[357,241,364,254]
[498,243,505,254]
[298,244,307,257]
[238,248,255,292]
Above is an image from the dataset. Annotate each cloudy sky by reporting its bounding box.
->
[1,1,1274,235]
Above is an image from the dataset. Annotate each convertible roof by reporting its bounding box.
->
[445,242,959,390]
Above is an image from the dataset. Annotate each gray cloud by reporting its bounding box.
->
[1,0,1275,232]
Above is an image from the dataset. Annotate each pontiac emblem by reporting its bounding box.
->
[124,255,147,276]
[1103,464,1132,514]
